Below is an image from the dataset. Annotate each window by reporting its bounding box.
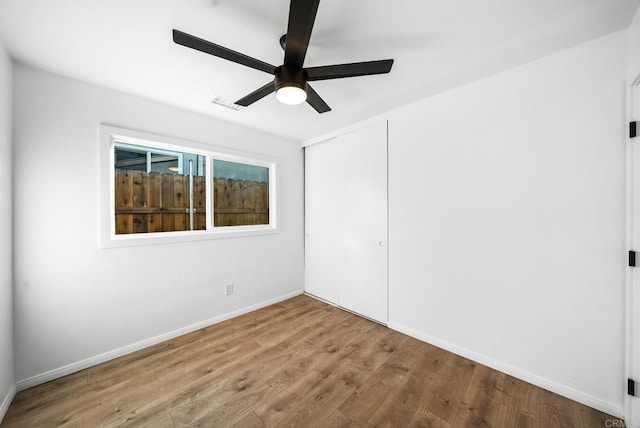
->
[114,143,206,234]
[213,160,269,227]
[100,125,277,247]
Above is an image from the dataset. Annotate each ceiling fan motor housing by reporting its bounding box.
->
[275,65,308,92]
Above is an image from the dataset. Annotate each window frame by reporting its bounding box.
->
[99,124,279,248]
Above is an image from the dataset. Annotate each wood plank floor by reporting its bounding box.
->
[1,295,620,427]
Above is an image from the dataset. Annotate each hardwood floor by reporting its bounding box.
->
[1,295,619,427]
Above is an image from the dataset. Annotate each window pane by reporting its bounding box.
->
[114,143,206,234]
[149,152,179,174]
[213,160,269,227]
[114,146,147,171]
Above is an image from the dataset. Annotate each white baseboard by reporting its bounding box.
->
[0,383,16,424]
[16,289,304,391]
[388,321,624,419]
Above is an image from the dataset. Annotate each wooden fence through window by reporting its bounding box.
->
[114,169,269,234]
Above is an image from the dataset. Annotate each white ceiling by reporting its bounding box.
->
[0,0,638,142]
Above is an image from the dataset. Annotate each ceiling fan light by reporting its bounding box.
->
[276,85,307,105]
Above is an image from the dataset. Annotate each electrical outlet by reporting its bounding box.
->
[225,283,234,295]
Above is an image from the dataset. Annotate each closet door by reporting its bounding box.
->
[335,121,388,323]
[305,121,388,323]
[304,138,340,304]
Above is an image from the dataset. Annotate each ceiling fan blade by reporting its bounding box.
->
[306,84,331,113]
[283,0,320,67]
[235,81,276,106]
[173,29,276,75]
[306,59,394,81]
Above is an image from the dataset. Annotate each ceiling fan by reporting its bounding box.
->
[173,0,394,113]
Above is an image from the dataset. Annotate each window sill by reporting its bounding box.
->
[100,225,279,248]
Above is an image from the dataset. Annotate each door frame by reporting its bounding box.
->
[626,74,640,427]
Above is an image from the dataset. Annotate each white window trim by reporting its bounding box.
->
[99,124,279,248]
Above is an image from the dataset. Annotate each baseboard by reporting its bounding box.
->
[304,292,339,308]
[0,383,16,423]
[388,321,624,419]
[16,289,304,391]
[304,292,388,326]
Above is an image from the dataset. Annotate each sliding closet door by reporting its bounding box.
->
[304,138,340,304]
[335,122,388,323]
[305,121,388,323]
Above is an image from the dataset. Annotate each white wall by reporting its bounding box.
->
[0,41,14,420]
[12,63,304,385]
[629,7,640,81]
[386,30,627,415]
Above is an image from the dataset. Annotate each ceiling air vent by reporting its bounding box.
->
[211,96,244,111]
